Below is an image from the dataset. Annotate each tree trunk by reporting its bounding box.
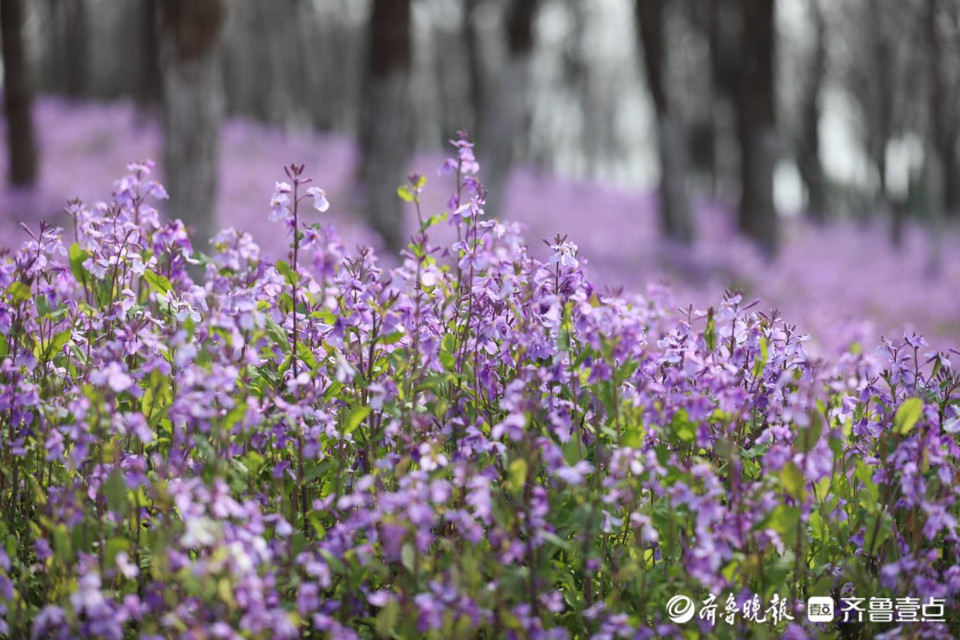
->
[944,131,959,215]
[797,0,827,223]
[477,0,538,218]
[359,0,413,254]
[866,0,897,243]
[708,0,739,200]
[62,0,88,97]
[924,0,944,276]
[1,0,38,187]
[137,0,162,109]
[159,0,225,258]
[737,0,778,258]
[463,0,485,137]
[636,0,694,244]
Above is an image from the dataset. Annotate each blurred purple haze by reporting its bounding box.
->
[2,98,959,354]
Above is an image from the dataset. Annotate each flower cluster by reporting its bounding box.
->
[0,142,958,639]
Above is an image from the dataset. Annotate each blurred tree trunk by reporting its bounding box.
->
[463,0,485,137]
[708,0,740,202]
[925,0,944,276]
[62,0,87,96]
[737,0,778,258]
[1,0,38,187]
[478,0,538,217]
[636,0,693,244]
[796,0,827,223]
[359,0,412,253]
[945,134,960,214]
[159,0,225,257]
[866,1,898,245]
[46,0,88,96]
[137,0,162,109]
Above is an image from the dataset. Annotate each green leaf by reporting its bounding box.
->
[105,537,130,567]
[759,505,801,546]
[53,524,73,564]
[376,598,401,637]
[343,405,372,436]
[69,242,91,283]
[265,316,290,353]
[779,461,806,500]
[377,331,405,346]
[105,469,128,515]
[539,530,573,551]
[507,459,528,496]
[296,342,318,371]
[397,185,415,202]
[704,307,717,352]
[401,543,416,573]
[666,409,696,445]
[142,270,172,294]
[752,336,769,376]
[7,281,31,303]
[854,460,880,509]
[894,397,923,435]
[46,330,72,359]
[439,351,456,371]
[275,260,299,285]
[795,412,823,454]
[420,212,448,233]
[309,309,337,324]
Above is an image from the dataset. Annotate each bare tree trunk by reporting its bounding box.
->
[796,0,827,222]
[945,132,960,215]
[62,0,88,97]
[137,0,162,109]
[925,0,944,276]
[636,0,694,244]
[359,0,413,254]
[708,0,741,202]
[159,0,225,258]
[737,0,778,258]
[478,0,538,217]
[1,0,38,187]
[463,0,485,137]
[865,0,898,245]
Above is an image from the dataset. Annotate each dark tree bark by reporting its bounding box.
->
[62,0,88,97]
[707,0,741,200]
[46,0,89,96]
[477,0,538,217]
[1,0,38,187]
[925,0,945,275]
[137,0,162,109]
[796,0,827,223]
[359,0,413,253]
[159,0,225,258]
[865,1,898,245]
[945,133,960,214]
[636,0,694,244]
[463,0,485,137]
[737,0,778,258]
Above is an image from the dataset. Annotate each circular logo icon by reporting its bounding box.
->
[666,595,695,624]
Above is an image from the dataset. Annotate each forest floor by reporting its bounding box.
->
[3,97,959,354]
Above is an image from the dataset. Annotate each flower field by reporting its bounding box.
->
[0,130,959,638]
[3,99,960,357]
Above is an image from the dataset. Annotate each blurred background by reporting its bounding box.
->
[1,0,959,351]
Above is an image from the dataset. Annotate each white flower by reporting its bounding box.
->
[307,187,330,212]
